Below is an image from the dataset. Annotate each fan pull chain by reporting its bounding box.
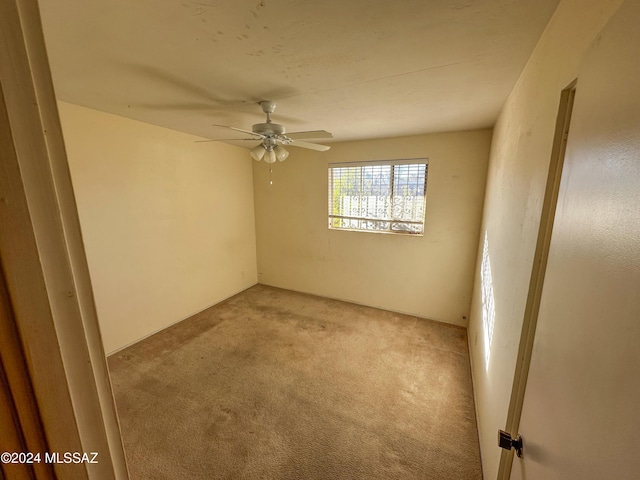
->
[269,167,273,186]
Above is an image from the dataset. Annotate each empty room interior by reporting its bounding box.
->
[2,0,640,479]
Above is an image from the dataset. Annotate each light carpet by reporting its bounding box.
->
[108,284,483,479]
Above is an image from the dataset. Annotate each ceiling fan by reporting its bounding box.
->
[205,101,332,163]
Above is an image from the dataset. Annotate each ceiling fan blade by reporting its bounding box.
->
[195,138,262,143]
[212,124,264,138]
[286,130,333,139]
[134,102,215,111]
[289,140,331,152]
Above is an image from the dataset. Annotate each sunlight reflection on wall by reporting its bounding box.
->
[481,231,496,371]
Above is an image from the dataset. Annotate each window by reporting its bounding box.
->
[328,160,428,235]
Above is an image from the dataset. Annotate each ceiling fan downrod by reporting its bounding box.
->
[253,101,286,137]
[259,100,277,123]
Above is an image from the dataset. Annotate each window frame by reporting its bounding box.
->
[327,158,429,236]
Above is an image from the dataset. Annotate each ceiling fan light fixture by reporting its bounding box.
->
[274,145,289,162]
[264,149,277,164]
[250,144,266,161]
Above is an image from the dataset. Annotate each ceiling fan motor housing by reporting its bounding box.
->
[253,122,286,136]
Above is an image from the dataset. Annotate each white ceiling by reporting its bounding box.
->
[38,0,560,144]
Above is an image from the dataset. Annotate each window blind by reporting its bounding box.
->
[328,160,428,235]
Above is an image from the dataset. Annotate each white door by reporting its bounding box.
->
[510,0,640,478]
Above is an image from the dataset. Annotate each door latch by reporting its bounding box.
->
[498,429,523,458]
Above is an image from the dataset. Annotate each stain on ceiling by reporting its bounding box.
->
[38,0,560,144]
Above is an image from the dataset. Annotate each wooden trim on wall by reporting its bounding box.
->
[497,81,577,480]
[0,263,56,480]
[0,0,128,478]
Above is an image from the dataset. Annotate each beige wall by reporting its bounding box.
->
[512,0,640,477]
[58,102,258,354]
[253,130,491,325]
[466,0,624,478]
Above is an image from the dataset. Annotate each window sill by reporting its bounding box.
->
[328,227,424,237]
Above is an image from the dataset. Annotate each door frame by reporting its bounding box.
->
[0,1,127,478]
[0,259,59,480]
[497,81,577,480]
